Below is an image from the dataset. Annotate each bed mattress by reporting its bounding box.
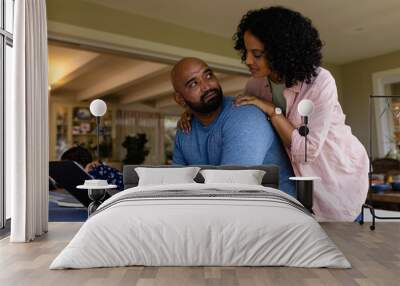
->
[50,183,350,269]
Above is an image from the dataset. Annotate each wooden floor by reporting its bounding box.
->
[0,222,399,286]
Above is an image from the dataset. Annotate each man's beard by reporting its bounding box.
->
[184,88,223,114]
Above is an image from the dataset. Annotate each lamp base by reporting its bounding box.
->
[289,177,320,213]
[295,180,313,212]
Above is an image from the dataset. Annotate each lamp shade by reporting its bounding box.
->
[297,99,314,116]
[90,99,107,117]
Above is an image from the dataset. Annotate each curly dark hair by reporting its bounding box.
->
[233,6,323,87]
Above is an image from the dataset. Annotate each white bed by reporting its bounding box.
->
[50,183,350,269]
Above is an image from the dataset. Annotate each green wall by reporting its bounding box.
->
[340,50,400,147]
[46,0,238,59]
[392,82,400,95]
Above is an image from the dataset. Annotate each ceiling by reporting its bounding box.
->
[48,43,249,114]
[86,0,400,64]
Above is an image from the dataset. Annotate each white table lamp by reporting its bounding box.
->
[291,99,318,213]
[297,99,314,163]
[89,99,107,161]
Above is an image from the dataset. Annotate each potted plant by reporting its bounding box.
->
[122,133,150,164]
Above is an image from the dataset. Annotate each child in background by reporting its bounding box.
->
[61,146,124,191]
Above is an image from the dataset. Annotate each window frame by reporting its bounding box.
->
[1,0,14,230]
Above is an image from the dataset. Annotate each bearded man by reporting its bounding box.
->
[170,57,295,196]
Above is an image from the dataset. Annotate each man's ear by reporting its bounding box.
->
[174,92,187,108]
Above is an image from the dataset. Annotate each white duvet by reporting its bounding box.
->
[50,183,351,269]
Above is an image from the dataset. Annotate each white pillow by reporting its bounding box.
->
[135,167,201,186]
[200,169,266,185]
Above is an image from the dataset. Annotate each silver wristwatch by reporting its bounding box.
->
[270,107,282,119]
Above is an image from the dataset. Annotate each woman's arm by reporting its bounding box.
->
[234,95,295,147]
[236,69,338,163]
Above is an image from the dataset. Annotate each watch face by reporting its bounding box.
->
[275,107,282,115]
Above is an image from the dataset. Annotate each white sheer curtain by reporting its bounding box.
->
[7,0,48,242]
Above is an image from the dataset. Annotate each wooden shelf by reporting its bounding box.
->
[50,103,116,161]
[368,190,400,204]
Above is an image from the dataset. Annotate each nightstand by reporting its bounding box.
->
[77,182,117,216]
[289,176,320,213]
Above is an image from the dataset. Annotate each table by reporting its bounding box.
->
[77,184,117,215]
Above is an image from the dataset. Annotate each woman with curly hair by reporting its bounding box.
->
[232,6,369,221]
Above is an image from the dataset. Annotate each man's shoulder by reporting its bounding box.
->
[220,98,273,134]
[223,98,267,121]
[175,128,188,140]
